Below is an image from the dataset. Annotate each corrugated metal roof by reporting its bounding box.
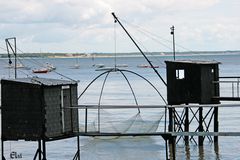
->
[165,60,220,65]
[1,77,77,86]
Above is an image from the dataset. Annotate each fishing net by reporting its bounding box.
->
[79,109,165,135]
[78,69,166,139]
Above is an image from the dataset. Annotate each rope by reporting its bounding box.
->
[6,42,77,82]
[0,45,7,52]
[131,33,166,68]
[120,18,194,52]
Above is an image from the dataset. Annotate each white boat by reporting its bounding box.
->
[93,64,105,68]
[70,64,80,69]
[137,64,159,68]
[45,63,56,72]
[5,63,30,70]
[70,58,80,69]
[32,68,48,73]
[95,67,116,71]
[116,64,128,67]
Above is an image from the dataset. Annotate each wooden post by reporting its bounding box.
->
[198,145,204,160]
[168,108,176,159]
[168,108,173,133]
[214,141,220,159]
[77,136,80,160]
[170,136,176,160]
[214,107,219,143]
[42,139,47,160]
[199,107,204,146]
[1,140,4,160]
[168,108,175,144]
[85,109,88,133]
[184,106,189,145]
[165,140,169,160]
[39,140,42,160]
[185,144,190,159]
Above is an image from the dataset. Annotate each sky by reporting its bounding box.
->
[0,0,239,53]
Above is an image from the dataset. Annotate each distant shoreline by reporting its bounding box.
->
[0,51,240,58]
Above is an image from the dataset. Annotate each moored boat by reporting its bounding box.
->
[116,64,128,67]
[70,64,80,69]
[32,68,48,73]
[137,64,159,68]
[45,63,56,71]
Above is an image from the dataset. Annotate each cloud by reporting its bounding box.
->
[0,0,220,25]
[0,0,239,52]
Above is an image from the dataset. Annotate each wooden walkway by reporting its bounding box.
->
[70,103,240,110]
[78,131,240,137]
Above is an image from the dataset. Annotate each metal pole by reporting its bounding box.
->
[170,26,176,61]
[111,12,167,86]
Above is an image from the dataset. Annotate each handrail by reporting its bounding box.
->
[215,77,240,98]
[62,103,240,109]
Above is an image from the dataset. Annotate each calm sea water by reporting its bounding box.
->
[0,53,240,160]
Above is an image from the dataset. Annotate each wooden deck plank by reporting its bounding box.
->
[77,132,240,137]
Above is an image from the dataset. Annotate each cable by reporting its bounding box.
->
[126,28,166,68]
[113,19,167,68]
[120,18,194,52]
[6,42,78,82]
[0,45,7,52]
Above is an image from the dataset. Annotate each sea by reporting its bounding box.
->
[0,53,240,160]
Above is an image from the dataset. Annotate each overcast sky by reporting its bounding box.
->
[0,0,239,53]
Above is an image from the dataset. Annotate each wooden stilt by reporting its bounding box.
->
[77,136,80,160]
[199,107,204,146]
[39,140,42,160]
[214,142,220,159]
[214,107,219,143]
[165,140,169,160]
[168,108,173,132]
[185,144,190,160]
[198,145,204,159]
[168,107,177,150]
[170,136,176,160]
[1,140,5,160]
[85,109,88,133]
[184,106,189,145]
[42,139,47,160]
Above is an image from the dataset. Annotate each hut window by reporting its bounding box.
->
[176,69,185,79]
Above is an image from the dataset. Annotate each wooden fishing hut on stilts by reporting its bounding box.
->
[165,60,220,147]
[1,78,80,160]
